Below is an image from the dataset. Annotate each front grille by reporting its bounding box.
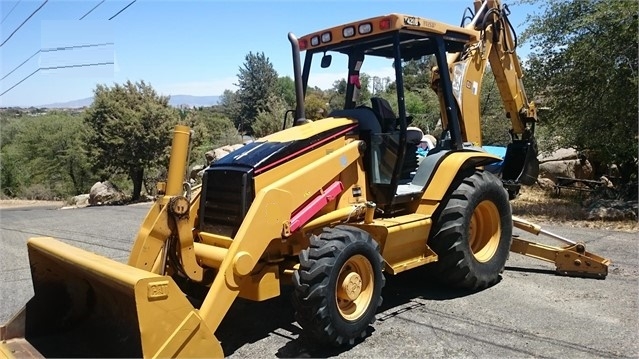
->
[199,166,254,237]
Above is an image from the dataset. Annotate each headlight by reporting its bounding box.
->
[358,23,372,34]
[343,26,355,38]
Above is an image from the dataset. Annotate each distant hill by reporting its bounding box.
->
[40,97,94,109]
[38,95,221,109]
[168,95,221,108]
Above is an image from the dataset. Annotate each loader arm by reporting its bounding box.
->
[197,138,364,332]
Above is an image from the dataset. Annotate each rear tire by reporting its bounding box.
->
[429,170,513,290]
[292,225,385,346]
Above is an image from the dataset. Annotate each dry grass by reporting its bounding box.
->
[0,199,65,209]
[511,186,638,232]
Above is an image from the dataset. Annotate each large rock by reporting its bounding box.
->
[204,143,246,165]
[537,177,555,190]
[539,159,594,182]
[89,181,126,205]
[190,164,205,180]
[205,148,230,165]
[584,199,638,221]
[71,194,90,207]
[230,143,244,151]
[538,147,579,163]
[220,145,234,153]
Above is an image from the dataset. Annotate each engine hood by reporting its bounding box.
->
[210,117,357,175]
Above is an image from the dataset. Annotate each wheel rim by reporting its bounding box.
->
[468,200,501,263]
[335,254,374,321]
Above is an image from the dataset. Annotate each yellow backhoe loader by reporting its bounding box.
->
[0,1,610,358]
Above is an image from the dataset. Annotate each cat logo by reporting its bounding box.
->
[404,16,420,26]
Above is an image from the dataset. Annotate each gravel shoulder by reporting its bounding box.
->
[0,200,65,209]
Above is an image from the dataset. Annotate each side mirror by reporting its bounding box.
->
[321,54,332,68]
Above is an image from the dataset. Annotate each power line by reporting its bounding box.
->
[0,68,38,98]
[40,61,114,72]
[79,0,106,20]
[1,0,129,98]
[1,42,114,81]
[0,0,48,48]
[0,49,38,81]
[0,0,22,25]
[108,0,136,20]
[0,61,114,97]
[41,42,114,53]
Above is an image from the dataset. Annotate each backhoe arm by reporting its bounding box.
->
[510,216,610,278]
[433,0,537,146]
[474,0,537,137]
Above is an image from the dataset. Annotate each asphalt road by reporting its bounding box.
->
[0,203,637,358]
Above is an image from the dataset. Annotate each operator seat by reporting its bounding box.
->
[328,108,381,134]
[371,97,397,131]
[370,97,421,182]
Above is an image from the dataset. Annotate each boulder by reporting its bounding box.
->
[537,177,555,190]
[230,143,244,151]
[89,181,126,205]
[539,159,594,182]
[73,194,90,207]
[574,159,594,179]
[599,176,614,189]
[205,148,230,165]
[190,164,205,180]
[538,147,579,163]
[204,143,247,165]
[584,199,638,221]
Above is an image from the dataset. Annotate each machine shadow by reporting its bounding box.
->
[216,264,495,358]
[504,265,557,276]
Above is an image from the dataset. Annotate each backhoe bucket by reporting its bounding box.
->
[501,140,539,186]
[0,237,223,359]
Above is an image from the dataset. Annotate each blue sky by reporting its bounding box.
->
[0,0,536,107]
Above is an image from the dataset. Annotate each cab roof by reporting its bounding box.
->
[298,13,478,57]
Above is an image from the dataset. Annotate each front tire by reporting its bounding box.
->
[429,170,513,290]
[292,225,385,346]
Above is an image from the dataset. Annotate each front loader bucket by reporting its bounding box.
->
[0,237,223,359]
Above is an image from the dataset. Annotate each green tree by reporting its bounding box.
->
[305,91,329,120]
[0,112,93,198]
[84,80,179,201]
[235,52,279,134]
[183,107,240,158]
[356,73,372,106]
[480,67,512,146]
[276,76,296,108]
[253,95,288,138]
[520,0,638,181]
[324,73,372,111]
[218,89,241,126]
[327,78,347,111]
[401,56,435,93]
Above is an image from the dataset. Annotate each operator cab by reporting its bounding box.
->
[288,14,475,211]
